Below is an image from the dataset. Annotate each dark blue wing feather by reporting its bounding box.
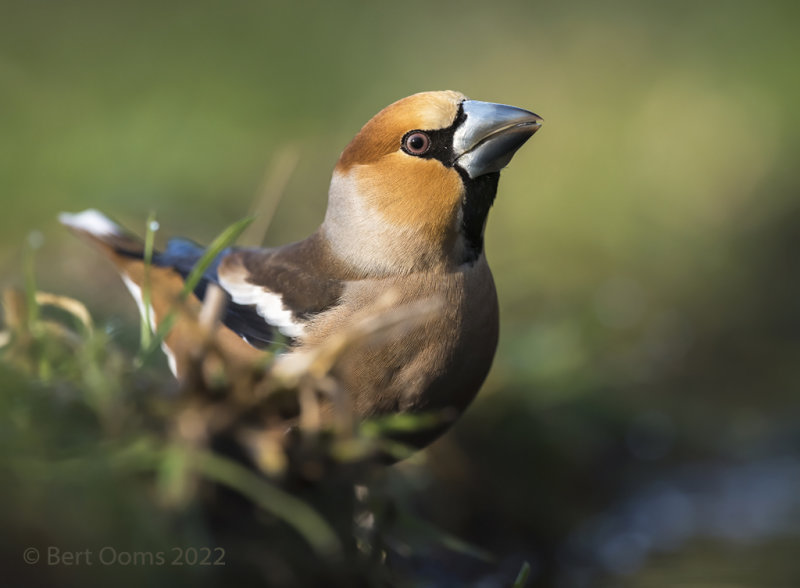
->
[152,238,277,349]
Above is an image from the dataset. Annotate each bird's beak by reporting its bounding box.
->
[453,100,543,179]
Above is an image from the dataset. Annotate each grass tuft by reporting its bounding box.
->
[0,230,514,587]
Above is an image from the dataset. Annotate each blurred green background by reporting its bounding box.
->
[2,0,800,585]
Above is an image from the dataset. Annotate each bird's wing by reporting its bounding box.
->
[215,243,346,341]
[157,237,348,346]
[59,210,342,356]
[154,238,280,348]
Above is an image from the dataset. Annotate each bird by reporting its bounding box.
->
[60,90,542,447]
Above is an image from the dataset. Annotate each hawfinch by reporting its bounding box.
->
[61,91,542,446]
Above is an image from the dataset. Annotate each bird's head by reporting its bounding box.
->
[323,90,542,275]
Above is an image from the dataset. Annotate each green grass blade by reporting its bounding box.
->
[192,448,342,558]
[140,212,158,352]
[397,513,495,563]
[109,439,341,557]
[179,215,254,299]
[138,216,254,364]
[23,231,43,330]
[512,561,532,588]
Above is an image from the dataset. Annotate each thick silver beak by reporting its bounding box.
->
[453,100,542,179]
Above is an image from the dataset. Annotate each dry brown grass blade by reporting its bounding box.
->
[35,291,94,333]
[2,288,27,334]
[197,282,227,337]
[1,288,93,347]
[241,147,300,247]
[273,291,444,384]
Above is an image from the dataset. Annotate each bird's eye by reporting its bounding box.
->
[403,132,431,155]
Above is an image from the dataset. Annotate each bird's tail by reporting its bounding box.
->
[58,209,146,257]
[60,209,266,379]
[59,210,195,375]
[60,211,198,375]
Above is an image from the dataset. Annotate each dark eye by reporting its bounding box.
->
[403,132,430,155]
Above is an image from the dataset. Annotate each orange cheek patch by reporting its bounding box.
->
[356,154,465,243]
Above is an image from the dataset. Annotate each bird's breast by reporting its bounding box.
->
[292,255,499,431]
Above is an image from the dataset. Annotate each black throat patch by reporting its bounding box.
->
[457,171,499,264]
